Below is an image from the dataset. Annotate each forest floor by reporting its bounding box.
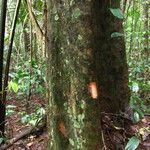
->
[102,112,150,150]
[5,94,48,150]
[2,94,150,150]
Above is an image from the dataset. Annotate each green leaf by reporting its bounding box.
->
[11,82,19,93]
[6,109,15,116]
[136,109,144,118]
[78,114,85,121]
[132,82,139,92]
[74,121,80,129]
[72,8,82,19]
[37,107,46,116]
[6,105,16,109]
[111,32,124,38]
[133,112,140,123]
[0,138,4,144]
[109,8,124,19]
[125,136,140,150]
[54,14,59,21]
[21,115,30,124]
[8,81,19,93]
[69,138,74,146]
[29,119,37,126]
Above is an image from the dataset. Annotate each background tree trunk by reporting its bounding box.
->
[142,0,149,59]
[93,1,130,114]
[0,0,7,136]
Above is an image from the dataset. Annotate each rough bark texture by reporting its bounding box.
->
[142,0,149,59]
[0,0,8,136]
[23,20,30,53]
[46,0,103,149]
[46,0,130,149]
[93,1,130,113]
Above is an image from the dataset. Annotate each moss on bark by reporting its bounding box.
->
[46,0,130,149]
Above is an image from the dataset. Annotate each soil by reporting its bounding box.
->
[5,94,48,150]
[2,93,150,150]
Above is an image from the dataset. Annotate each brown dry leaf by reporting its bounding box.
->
[58,121,67,137]
[142,141,150,147]
[142,118,147,124]
[27,142,34,147]
[139,127,150,141]
[29,135,36,140]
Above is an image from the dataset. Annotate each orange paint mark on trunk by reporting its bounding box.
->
[89,82,98,99]
[58,121,67,137]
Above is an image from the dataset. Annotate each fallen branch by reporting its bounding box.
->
[0,116,46,150]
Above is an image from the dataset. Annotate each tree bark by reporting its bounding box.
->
[46,0,130,149]
[142,0,149,59]
[0,0,8,136]
[1,0,21,139]
[93,1,130,113]
[46,1,103,149]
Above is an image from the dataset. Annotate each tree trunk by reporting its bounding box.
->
[46,1,103,149]
[0,0,7,136]
[142,0,149,59]
[46,0,130,149]
[23,19,30,53]
[94,1,130,114]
